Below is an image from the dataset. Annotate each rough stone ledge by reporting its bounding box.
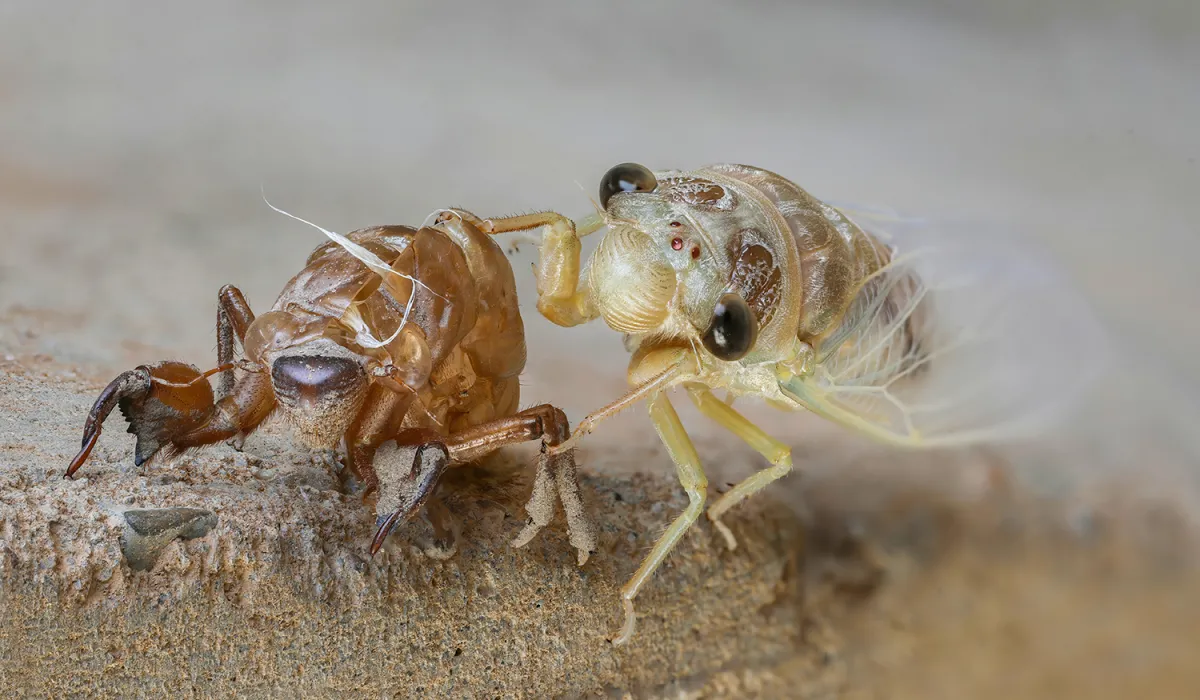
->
[0,466,823,698]
[4,362,1200,698]
[0,365,851,698]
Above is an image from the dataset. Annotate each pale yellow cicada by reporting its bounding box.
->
[474,162,1106,646]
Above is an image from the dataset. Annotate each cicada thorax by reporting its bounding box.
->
[641,169,805,364]
[696,164,928,382]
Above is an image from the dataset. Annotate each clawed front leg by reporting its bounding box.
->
[65,360,275,477]
[370,438,451,555]
[67,284,272,477]
[343,383,417,500]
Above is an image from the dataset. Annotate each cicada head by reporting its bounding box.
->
[588,163,794,364]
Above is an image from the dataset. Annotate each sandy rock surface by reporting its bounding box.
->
[2,343,1199,698]
[0,351,823,697]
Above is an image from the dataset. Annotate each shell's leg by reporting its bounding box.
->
[369,437,450,555]
[343,383,415,500]
[611,392,708,647]
[498,405,597,567]
[168,370,275,449]
[66,285,268,477]
[215,284,255,402]
[65,361,275,478]
[445,210,603,327]
[686,384,793,551]
[368,405,598,565]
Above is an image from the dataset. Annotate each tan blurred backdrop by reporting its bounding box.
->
[2,0,1196,369]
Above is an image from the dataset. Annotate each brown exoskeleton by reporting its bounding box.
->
[65,206,598,564]
[479,163,1105,644]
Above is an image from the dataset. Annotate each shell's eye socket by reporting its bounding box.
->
[671,237,684,251]
[702,293,758,362]
[599,163,657,209]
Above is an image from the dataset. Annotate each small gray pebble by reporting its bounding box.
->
[120,507,218,571]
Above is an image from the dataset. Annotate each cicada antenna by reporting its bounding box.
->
[573,179,607,222]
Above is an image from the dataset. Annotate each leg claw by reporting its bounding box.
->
[512,449,598,567]
[710,513,739,551]
[608,598,636,647]
[510,518,543,550]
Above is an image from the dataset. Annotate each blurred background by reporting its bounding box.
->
[1,0,1198,695]
[1,0,1196,371]
[3,0,1198,491]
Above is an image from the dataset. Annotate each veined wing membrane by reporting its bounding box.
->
[780,205,1110,448]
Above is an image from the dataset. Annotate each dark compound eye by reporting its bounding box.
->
[702,293,758,362]
[599,162,657,209]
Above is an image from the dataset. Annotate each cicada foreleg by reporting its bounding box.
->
[548,355,690,455]
[611,391,709,647]
[458,210,604,327]
[685,384,794,551]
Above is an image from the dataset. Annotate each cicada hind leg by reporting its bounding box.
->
[605,384,792,646]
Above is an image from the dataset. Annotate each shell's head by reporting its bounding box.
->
[243,311,372,449]
[588,162,762,362]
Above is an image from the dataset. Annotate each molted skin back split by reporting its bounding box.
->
[246,219,528,442]
[66,206,601,571]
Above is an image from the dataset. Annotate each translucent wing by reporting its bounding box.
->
[779,204,1112,448]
